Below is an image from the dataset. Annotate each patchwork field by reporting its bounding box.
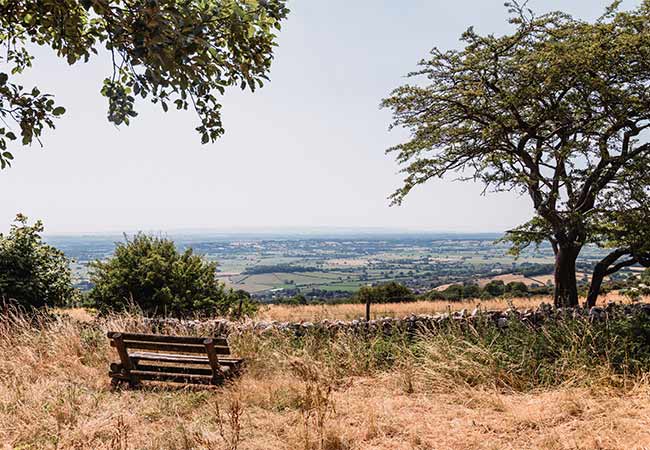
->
[51,234,601,300]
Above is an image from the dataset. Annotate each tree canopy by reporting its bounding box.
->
[383,1,650,306]
[0,0,289,168]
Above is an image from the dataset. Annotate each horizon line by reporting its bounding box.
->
[42,226,508,237]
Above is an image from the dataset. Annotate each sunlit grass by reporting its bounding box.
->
[2,301,650,449]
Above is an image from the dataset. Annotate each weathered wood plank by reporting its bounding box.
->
[129,351,211,365]
[132,364,215,376]
[111,340,230,355]
[129,351,243,366]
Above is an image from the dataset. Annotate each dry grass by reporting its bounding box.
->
[1,305,650,450]
[255,293,638,323]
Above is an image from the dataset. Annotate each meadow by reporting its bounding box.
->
[3,296,650,450]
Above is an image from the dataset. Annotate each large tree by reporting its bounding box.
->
[0,0,289,169]
[382,1,650,307]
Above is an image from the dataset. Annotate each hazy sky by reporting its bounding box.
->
[0,0,640,234]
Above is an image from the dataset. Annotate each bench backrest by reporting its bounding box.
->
[107,331,230,355]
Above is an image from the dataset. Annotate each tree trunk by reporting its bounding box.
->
[586,248,637,308]
[586,263,606,308]
[554,244,580,307]
[365,298,371,321]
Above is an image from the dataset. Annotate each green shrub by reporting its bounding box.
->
[0,214,76,308]
[440,284,464,300]
[88,233,256,317]
[462,283,481,298]
[483,280,506,297]
[505,281,528,296]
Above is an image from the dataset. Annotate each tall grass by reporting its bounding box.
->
[2,305,650,449]
[230,309,650,392]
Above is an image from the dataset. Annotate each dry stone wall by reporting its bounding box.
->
[140,302,650,337]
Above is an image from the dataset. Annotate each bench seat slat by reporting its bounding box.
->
[132,364,216,376]
[129,351,243,366]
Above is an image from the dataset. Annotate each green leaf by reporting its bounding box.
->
[52,107,66,116]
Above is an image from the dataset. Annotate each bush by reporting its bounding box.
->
[505,281,528,296]
[0,214,76,308]
[276,293,308,306]
[425,289,446,300]
[88,233,256,317]
[483,280,506,297]
[440,284,464,300]
[427,280,528,301]
[462,283,481,298]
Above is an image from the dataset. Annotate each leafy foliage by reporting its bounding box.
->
[353,282,414,304]
[427,280,538,301]
[0,0,289,167]
[88,233,256,317]
[383,1,650,306]
[0,214,77,308]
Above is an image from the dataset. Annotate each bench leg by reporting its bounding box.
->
[204,339,225,385]
[112,334,141,388]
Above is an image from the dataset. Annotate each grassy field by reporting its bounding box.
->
[3,297,650,449]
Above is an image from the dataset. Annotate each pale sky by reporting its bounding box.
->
[0,0,639,234]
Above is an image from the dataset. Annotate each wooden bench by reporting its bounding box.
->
[107,332,244,387]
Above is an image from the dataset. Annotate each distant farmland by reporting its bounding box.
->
[47,233,615,297]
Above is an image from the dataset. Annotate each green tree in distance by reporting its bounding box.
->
[0,0,289,168]
[0,214,77,308]
[355,281,414,320]
[383,1,650,307]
